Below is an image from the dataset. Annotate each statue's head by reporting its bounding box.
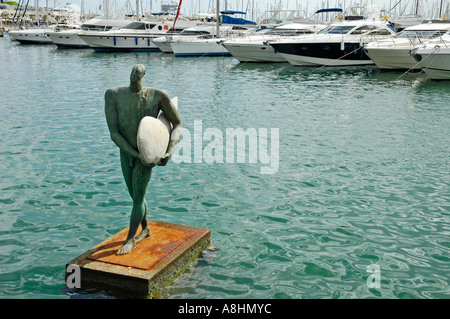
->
[130,64,146,84]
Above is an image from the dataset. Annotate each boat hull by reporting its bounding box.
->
[364,47,419,70]
[414,48,450,80]
[9,30,54,44]
[171,40,231,56]
[222,42,287,62]
[78,34,161,51]
[272,42,373,66]
[152,38,173,52]
[47,31,90,49]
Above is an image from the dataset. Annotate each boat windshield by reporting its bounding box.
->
[318,25,355,34]
[265,29,315,36]
[81,24,114,31]
[396,30,448,39]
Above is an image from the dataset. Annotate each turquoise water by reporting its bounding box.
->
[0,35,449,299]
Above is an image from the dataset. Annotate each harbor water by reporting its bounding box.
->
[0,35,449,299]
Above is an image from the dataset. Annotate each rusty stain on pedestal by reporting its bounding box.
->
[66,220,211,296]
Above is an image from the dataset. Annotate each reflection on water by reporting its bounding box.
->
[0,36,449,299]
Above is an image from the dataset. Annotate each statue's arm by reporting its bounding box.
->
[159,90,182,160]
[105,89,141,160]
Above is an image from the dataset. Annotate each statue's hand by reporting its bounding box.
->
[157,153,171,166]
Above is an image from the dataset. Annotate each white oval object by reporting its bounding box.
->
[137,97,178,164]
[137,117,169,164]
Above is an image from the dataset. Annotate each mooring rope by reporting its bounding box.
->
[393,46,440,81]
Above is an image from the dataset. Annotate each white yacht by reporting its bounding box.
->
[268,20,397,66]
[78,15,196,52]
[410,32,450,80]
[170,9,259,57]
[221,23,327,63]
[9,24,79,44]
[364,21,450,70]
[152,24,219,53]
[46,17,132,49]
[170,25,256,56]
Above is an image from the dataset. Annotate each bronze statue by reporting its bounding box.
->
[105,64,182,255]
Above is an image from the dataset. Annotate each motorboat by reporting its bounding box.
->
[268,20,397,66]
[46,17,132,49]
[221,23,327,63]
[364,21,450,70]
[9,24,79,44]
[410,32,450,80]
[152,24,219,53]
[170,25,255,56]
[170,10,258,57]
[78,15,196,52]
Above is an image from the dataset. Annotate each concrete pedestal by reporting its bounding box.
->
[66,220,211,296]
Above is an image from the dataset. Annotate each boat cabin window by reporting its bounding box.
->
[231,26,249,31]
[350,25,377,35]
[180,30,211,36]
[199,34,215,39]
[366,28,393,35]
[81,24,113,31]
[318,25,355,34]
[396,30,448,39]
[266,29,314,36]
[124,22,146,30]
[169,28,185,33]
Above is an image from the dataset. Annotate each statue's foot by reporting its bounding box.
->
[116,239,136,255]
[135,226,151,243]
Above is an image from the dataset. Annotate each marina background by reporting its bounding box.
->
[2,0,449,21]
[0,30,449,298]
[49,0,450,18]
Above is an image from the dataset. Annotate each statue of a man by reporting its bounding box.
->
[105,64,182,255]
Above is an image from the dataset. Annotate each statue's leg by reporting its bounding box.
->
[120,151,134,199]
[117,157,152,255]
[135,199,150,243]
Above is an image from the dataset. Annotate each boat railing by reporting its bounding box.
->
[437,34,450,47]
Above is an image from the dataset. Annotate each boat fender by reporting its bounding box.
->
[164,25,169,30]
[113,36,116,46]
[135,37,138,45]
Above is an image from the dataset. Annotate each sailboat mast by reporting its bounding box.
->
[35,0,40,26]
[216,0,220,37]
[103,0,110,18]
[136,0,140,20]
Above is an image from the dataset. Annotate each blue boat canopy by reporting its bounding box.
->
[153,12,175,15]
[315,8,343,14]
[220,10,247,15]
